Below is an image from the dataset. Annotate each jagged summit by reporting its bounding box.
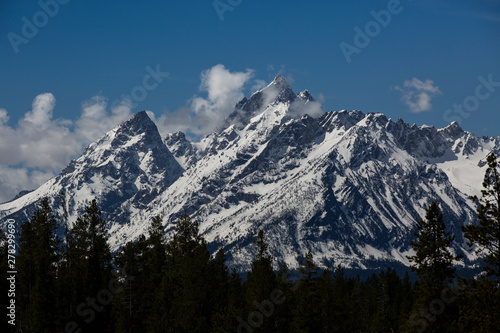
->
[4,109,183,230]
[83,110,167,163]
[164,131,197,168]
[268,74,291,91]
[1,78,499,272]
[221,74,298,130]
[297,90,314,101]
[117,110,158,137]
[440,120,464,138]
[272,73,287,84]
[261,74,296,105]
[131,109,151,121]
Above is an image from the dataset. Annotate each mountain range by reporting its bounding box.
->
[2,75,498,272]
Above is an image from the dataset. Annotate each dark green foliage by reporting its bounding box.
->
[243,229,277,332]
[408,202,460,287]
[456,278,500,332]
[274,263,293,333]
[245,230,276,301]
[406,201,460,332]
[66,199,113,333]
[17,197,62,333]
[113,235,148,333]
[291,252,320,332]
[209,250,237,333]
[316,268,335,332]
[9,158,500,333]
[458,153,500,332]
[162,215,213,332]
[114,215,169,333]
[463,152,500,279]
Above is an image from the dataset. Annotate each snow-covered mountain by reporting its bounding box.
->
[0,111,183,229]
[1,75,498,272]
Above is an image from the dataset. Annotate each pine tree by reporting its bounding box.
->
[463,152,500,279]
[351,274,368,332]
[69,199,113,333]
[17,197,62,333]
[316,267,334,333]
[208,248,230,317]
[143,216,168,333]
[113,235,148,333]
[458,152,500,332]
[397,271,413,330]
[212,267,245,333]
[408,202,459,287]
[406,201,460,332]
[54,191,82,331]
[113,216,167,332]
[208,248,236,332]
[291,252,321,332]
[243,229,277,332]
[274,263,293,333]
[456,277,500,332]
[368,268,405,333]
[331,265,351,332]
[163,214,212,332]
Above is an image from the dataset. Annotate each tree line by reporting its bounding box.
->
[1,153,499,333]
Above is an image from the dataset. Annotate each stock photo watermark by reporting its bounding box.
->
[80,64,169,144]
[404,280,467,333]
[213,0,243,22]
[7,0,72,54]
[339,0,406,64]
[443,74,500,125]
[46,63,168,173]
[109,64,169,110]
[58,269,134,333]
[5,219,17,326]
[236,288,285,333]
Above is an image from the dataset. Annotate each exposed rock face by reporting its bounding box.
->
[2,77,499,272]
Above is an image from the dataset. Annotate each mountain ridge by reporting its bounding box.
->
[1,76,498,272]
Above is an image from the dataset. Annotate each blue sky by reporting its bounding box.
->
[0,0,499,201]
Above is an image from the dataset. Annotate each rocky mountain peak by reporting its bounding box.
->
[121,110,157,136]
[440,121,464,138]
[263,74,296,105]
[297,90,314,102]
[271,73,288,86]
[1,80,497,273]
[221,75,297,130]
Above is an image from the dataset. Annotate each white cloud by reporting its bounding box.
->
[0,108,9,124]
[317,93,326,104]
[251,79,267,92]
[0,166,54,204]
[23,93,56,130]
[289,99,324,119]
[0,65,314,202]
[0,94,133,203]
[395,78,442,113]
[0,65,257,203]
[155,64,256,137]
[149,106,193,137]
[75,96,132,143]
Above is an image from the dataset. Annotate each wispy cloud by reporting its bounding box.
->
[0,64,321,202]
[154,64,257,137]
[450,9,500,23]
[473,12,500,23]
[0,94,132,203]
[394,78,442,113]
[0,65,261,202]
